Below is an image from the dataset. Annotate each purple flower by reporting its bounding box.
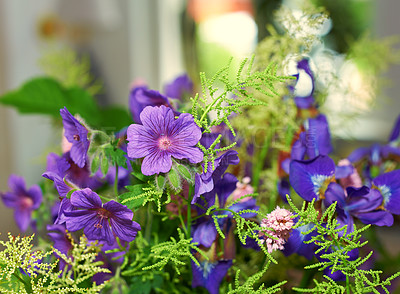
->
[372,169,400,215]
[126,105,203,176]
[283,223,316,260]
[291,114,332,160]
[1,175,42,232]
[44,152,103,191]
[64,188,141,245]
[324,183,393,231]
[288,59,315,109]
[47,224,73,270]
[289,155,336,201]
[192,259,232,294]
[129,86,172,124]
[192,150,239,205]
[164,74,193,100]
[60,107,90,168]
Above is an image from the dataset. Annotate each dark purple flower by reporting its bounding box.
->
[129,86,172,124]
[1,175,42,232]
[44,152,103,191]
[192,173,258,248]
[126,105,203,176]
[192,259,232,294]
[372,169,400,215]
[64,188,141,245]
[289,155,336,201]
[389,114,400,144]
[164,74,193,100]
[47,224,73,270]
[192,150,239,204]
[324,183,393,231]
[283,223,316,260]
[60,107,90,168]
[291,114,332,160]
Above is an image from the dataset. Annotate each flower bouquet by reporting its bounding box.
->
[0,2,400,294]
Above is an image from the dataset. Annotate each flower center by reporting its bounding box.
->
[94,208,112,229]
[20,197,33,209]
[158,136,172,150]
[73,134,80,141]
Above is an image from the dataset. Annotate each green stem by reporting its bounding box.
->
[252,121,275,192]
[13,271,31,292]
[114,162,119,197]
[346,275,350,294]
[198,95,221,124]
[145,204,153,242]
[187,185,194,238]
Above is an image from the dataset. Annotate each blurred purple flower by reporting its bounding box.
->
[1,175,42,232]
[64,188,141,245]
[129,86,172,124]
[191,259,232,294]
[127,105,203,176]
[164,74,193,100]
[372,169,400,216]
[60,107,90,168]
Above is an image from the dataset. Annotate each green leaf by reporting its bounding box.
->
[176,164,193,183]
[119,184,149,210]
[91,155,100,174]
[98,106,133,133]
[131,161,152,182]
[155,174,167,191]
[101,156,109,176]
[0,77,101,125]
[167,168,181,191]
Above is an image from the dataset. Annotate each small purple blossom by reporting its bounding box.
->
[64,188,141,245]
[372,169,400,215]
[126,105,203,176]
[1,175,42,232]
[60,107,90,168]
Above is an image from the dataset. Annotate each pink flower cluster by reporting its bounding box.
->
[259,207,294,253]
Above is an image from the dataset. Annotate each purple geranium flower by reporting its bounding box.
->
[126,105,203,176]
[164,74,193,100]
[289,155,336,201]
[60,107,90,168]
[47,224,73,270]
[64,188,141,245]
[1,175,42,232]
[129,86,173,124]
[192,259,232,294]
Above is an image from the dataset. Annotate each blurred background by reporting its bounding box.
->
[0,0,399,238]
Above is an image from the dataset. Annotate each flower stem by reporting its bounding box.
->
[346,275,350,294]
[114,162,119,197]
[187,185,194,238]
[252,120,275,192]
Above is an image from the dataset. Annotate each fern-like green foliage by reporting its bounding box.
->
[142,229,208,275]
[228,263,287,294]
[204,194,278,264]
[0,233,109,293]
[191,57,291,169]
[39,47,103,96]
[287,198,400,294]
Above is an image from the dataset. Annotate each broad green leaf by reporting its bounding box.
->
[167,168,181,191]
[0,77,101,125]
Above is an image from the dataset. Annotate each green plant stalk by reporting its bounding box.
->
[187,185,194,239]
[346,275,350,294]
[114,162,119,198]
[145,204,153,242]
[13,271,31,293]
[252,120,276,192]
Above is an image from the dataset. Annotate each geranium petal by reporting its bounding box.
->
[141,150,172,176]
[70,188,102,209]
